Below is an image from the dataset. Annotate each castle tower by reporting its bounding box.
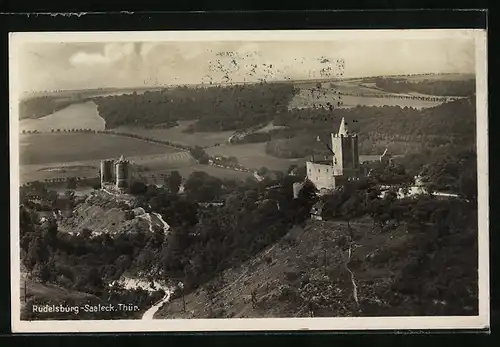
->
[100,160,114,186]
[330,117,360,177]
[115,155,130,190]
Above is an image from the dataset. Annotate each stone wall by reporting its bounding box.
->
[306,161,337,191]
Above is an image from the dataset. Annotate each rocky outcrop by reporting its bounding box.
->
[57,191,149,235]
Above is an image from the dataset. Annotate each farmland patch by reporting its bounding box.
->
[205,143,302,171]
[116,121,235,148]
[20,133,180,166]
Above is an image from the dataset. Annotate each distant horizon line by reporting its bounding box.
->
[20,71,475,96]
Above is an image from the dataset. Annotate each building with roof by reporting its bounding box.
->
[299,117,391,196]
[304,118,358,195]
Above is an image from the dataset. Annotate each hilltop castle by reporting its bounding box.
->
[100,155,131,191]
[293,117,390,197]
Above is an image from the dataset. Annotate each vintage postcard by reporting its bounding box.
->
[9,29,489,333]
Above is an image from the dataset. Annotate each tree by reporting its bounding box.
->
[45,218,59,247]
[26,235,48,271]
[184,171,223,202]
[66,177,77,190]
[87,267,104,290]
[273,170,285,181]
[257,166,269,176]
[33,261,53,283]
[129,181,147,195]
[287,164,298,174]
[370,162,412,187]
[341,192,365,228]
[166,171,182,194]
[46,190,58,207]
[228,156,238,164]
[190,146,210,164]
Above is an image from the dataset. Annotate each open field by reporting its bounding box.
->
[385,73,476,81]
[289,90,445,110]
[137,163,255,184]
[323,80,388,94]
[20,133,180,166]
[19,149,254,184]
[116,121,235,147]
[254,122,288,133]
[289,83,448,110]
[19,151,192,183]
[206,143,303,171]
[337,94,445,108]
[19,101,106,132]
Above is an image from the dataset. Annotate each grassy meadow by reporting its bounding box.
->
[20,133,179,166]
[116,121,235,148]
[205,142,303,171]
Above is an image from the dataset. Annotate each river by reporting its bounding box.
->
[20,101,106,133]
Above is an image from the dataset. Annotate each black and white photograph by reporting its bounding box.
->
[9,29,488,332]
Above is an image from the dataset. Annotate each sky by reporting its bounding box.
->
[16,38,475,93]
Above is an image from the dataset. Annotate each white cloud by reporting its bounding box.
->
[69,43,135,67]
[19,39,475,93]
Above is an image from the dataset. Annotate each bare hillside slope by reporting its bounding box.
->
[156,218,477,318]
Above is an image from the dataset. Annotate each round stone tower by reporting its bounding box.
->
[115,155,130,189]
[100,160,114,185]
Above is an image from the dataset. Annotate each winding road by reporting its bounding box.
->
[141,289,173,320]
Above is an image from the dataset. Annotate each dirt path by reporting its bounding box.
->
[141,289,173,320]
[137,212,154,233]
[135,208,170,234]
[152,212,170,233]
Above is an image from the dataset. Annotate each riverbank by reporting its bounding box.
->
[20,101,106,133]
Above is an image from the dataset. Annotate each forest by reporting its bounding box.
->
[20,141,478,317]
[20,206,166,319]
[94,83,296,131]
[91,82,477,162]
[19,171,315,319]
[267,96,476,158]
[313,174,477,315]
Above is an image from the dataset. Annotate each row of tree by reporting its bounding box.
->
[21,128,97,134]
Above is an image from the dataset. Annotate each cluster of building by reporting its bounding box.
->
[293,117,462,220]
[293,117,391,198]
[100,155,131,192]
